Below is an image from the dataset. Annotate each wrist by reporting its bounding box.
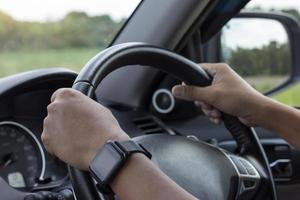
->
[255,95,281,127]
[111,130,130,141]
[89,140,151,193]
[84,130,130,170]
[111,153,148,190]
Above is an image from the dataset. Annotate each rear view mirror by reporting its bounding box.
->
[221,17,291,94]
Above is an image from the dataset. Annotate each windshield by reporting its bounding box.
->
[0,0,140,77]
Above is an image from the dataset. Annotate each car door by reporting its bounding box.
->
[201,3,300,200]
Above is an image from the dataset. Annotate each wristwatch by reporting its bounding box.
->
[89,140,152,193]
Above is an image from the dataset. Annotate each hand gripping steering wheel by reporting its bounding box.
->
[69,43,277,200]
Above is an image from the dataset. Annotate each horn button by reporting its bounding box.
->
[133,134,261,200]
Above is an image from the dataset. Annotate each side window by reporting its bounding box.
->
[221,18,291,94]
[220,17,300,106]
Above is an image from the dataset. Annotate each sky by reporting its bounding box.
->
[247,0,300,11]
[0,0,299,49]
[0,0,299,22]
[225,0,300,49]
[0,0,141,21]
[223,18,288,49]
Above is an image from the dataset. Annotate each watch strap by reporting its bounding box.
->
[89,140,151,194]
[115,140,152,159]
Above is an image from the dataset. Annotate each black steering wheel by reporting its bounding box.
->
[69,43,277,200]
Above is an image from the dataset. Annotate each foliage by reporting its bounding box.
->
[223,8,300,105]
[228,7,300,78]
[228,41,290,76]
[0,11,123,51]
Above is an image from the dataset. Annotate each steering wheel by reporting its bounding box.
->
[69,43,277,200]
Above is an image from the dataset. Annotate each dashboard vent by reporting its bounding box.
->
[133,116,173,135]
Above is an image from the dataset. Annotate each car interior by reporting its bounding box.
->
[0,0,300,200]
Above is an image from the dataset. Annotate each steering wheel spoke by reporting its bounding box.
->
[227,154,260,199]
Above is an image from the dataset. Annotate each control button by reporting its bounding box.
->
[240,159,257,175]
[231,156,247,175]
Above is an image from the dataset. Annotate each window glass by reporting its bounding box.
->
[0,0,140,77]
[222,18,290,94]
[241,0,300,106]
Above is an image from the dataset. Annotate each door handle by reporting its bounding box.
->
[270,159,293,181]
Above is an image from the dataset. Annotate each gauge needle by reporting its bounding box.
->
[0,153,15,169]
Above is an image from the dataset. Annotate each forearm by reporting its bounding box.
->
[111,154,198,200]
[258,97,300,150]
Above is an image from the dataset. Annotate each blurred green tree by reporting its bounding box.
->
[0,11,123,51]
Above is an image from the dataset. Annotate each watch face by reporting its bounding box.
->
[91,143,124,183]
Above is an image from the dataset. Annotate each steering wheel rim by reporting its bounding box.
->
[70,42,277,200]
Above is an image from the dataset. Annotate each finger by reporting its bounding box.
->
[199,102,213,110]
[213,118,222,125]
[194,101,201,107]
[210,109,222,118]
[203,108,221,118]
[209,117,216,123]
[51,89,60,102]
[42,116,55,155]
[199,63,218,77]
[51,88,77,102]
[202,108,211,116]
[239,117,252,127]
[172,85,214,103]
[41,131,54,155]
[195,101,208,108]
[209,117,222,125]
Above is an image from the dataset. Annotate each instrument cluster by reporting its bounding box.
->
[0,121,68,190]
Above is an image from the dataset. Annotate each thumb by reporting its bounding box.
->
[172,85,215,103]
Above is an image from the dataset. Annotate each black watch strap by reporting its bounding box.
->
[89,139,151,194]
[115,140,152,159]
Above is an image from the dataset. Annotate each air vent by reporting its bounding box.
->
[133,116,174,135]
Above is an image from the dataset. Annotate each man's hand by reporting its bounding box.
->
[42,88,129,170]
[172,63,270,127]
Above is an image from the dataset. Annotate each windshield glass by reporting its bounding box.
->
[0,0,140,77]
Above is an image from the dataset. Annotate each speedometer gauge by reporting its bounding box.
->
[0,121,45,188]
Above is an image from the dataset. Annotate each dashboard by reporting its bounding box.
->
[0,121,67,189]
[0,68,299,200]
[0,69,76,192]
[0,68,212,193]
[0,68,185,194]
